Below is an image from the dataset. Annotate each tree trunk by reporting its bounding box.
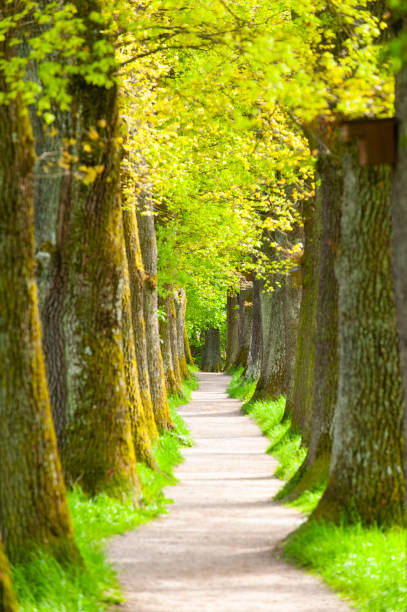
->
[0,540,18,612]
[121,241,158,469]
[313,145,406,527]
[159,291,178,395]
[245,273,263,380]
[58,53,139,496]
[283,232,302,396]
[175,289,189,379]
[168,290,183,393]
[23,25,70,446]
[233,283,253,368]
[284,197,321,440]
[284,145,342,498]
[201,328,222,372]
[184,324,194,365]
[0,36,78,562]
[225,292,239,370]
[391,62,407,522]
[122,197,158,444]
[252,277,286,401]
[137,192,172,430]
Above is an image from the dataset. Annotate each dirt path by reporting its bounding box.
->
[109,372,349,611]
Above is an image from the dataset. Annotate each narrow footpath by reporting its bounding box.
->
[109,372,349,611]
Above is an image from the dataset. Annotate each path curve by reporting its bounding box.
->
[109,372,349,611]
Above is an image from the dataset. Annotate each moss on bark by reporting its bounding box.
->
[0,31,79,563]
[136,187,172,430]
[122,194,158,443]
[58,3,140,497]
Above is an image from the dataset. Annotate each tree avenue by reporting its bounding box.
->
[0,0,406,607]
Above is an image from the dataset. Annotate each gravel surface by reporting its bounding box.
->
[109,372,350,611]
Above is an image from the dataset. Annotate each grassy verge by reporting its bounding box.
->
[227,368,305,483]
[284,522,407,612]
[12,372,197,611]
[228,368,407,612]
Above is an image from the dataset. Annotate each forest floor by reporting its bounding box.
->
[108,372,350,611]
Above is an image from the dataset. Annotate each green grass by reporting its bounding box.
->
[228,368,407,612]
[284,521,407,612]
[227,367,257,402]
[12,374,196,611]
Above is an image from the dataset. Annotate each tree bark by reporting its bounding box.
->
[159,291,179,395]
[175,289,189,379]
[23,20,70,446]
[313,145,406,527]
[0,540,18,612]
[225,292,240,370]
[252,230,287,401]
[284,144,342,498]
[252,277,286,400]
[283,233,302,397]
[137,192,172,430]
[56,9,139,496]
[168,289,183,392]
[184,324,194,365]
[284,197,321,441]
[121,240,158,469]
[201,328,222,372]
[391,61,407,522]
[245,273,263,380]
[122,197,158,444]
[0,31,78,562]
[233,283,253,369]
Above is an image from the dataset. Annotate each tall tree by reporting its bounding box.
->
[282,132,342,498]
[245,272,263,380]
[225,292,240,371]
[284,196,321,439]
[57,1,140,497]
[201,328,222,372]
[252,232,287,402]
[175,289,190,380]
[137,190,173,430]
[313,143,406,526]
[122,193,159,444]
[0,7,78,561]
[233,282,253,369]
